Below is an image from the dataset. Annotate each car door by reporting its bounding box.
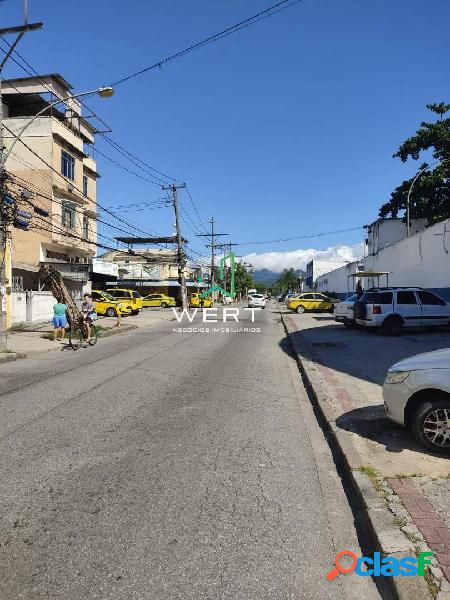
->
[145,294,159,307]
[300,293,315,310]
[395,291,422,327]
[92,291,107,315]
[417,291,449,325]
[314,294,329,311]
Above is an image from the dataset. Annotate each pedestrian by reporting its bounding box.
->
[53,300,68,342]
[355,281,363,297]
[81,293,96,342]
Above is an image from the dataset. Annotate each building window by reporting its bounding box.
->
[61,150,75,180]
[83,174,88,197]
[62,201,76,229]
[83,215,89,239]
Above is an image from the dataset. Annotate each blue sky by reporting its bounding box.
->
[2,0,449,270]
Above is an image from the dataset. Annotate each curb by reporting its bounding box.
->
[0,351,26,363]
[278,306,432,600]
[98,324,137,338]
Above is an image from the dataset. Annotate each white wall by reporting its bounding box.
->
[364,218,450,299]
[11,292,27,324]
[11,291,56,325]
[316,261,362,297]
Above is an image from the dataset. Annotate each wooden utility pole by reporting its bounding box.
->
[163,184,187,310]
[196,218,228,289]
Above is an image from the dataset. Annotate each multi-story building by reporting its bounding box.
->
[2,74,104,301]
[98,248,207,297]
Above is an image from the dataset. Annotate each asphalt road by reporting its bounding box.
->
[0,303,383,600]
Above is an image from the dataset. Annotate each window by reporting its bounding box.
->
[61,150,75,180]
[132,292,142,298]
[83,174,88,197]
[397,291,418,305]
[82,215,89,239]
[302,294,315,300]
[417,291,447,306]
[92,292,101,300]
[61,201,76,229]
[360,291,393,304]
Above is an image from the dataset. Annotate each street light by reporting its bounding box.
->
[3,86,114,164]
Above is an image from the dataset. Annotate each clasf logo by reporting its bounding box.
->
[327,550,433,581]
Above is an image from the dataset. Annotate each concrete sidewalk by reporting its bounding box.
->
[279,305,450,600]
[3,308,176,360]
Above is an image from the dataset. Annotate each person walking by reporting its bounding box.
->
[53,301,68,342]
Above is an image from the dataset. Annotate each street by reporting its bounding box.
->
[0,304,382,600]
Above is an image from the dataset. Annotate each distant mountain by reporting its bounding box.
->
[253,268,306,287]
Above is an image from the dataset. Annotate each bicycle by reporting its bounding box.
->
[68,317,99,350]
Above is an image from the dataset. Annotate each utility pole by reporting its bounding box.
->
[163,183,187,310]
[196,218,228,289]
[215,241,238,293]
[0,4,43,350]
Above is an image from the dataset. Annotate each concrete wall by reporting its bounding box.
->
[11,292,27,324]
[364,218,450,299]
[11,291,56,325]
[366,218,427,255]
[316,261,363,297]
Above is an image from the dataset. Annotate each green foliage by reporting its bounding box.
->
[379,103,450,225]
[234,262,255,295]
[275,268,301,293]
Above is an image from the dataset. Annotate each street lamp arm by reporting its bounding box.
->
[3,87,113,164]
[406,162,438,237]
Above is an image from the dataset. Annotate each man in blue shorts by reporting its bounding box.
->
[53,301,68,342]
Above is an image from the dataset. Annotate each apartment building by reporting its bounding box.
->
[2,74,105,300]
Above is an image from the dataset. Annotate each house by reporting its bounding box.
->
[2,74,108,325]
[365,217,427,256]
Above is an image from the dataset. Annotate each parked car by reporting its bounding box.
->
[334,294,358,327]
[383,348,450,454]
[106,288,144,315]
[248,293,266,309]
[142,293,176,308]
[91,290,131,317]
[354,288,450,335]
[287,292,335,314]
[190,293,213,308]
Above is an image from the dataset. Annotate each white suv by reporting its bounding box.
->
[354,288,450,335]
[248,294,266,309]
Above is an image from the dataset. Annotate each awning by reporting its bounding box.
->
[105,279,209,288]
[349,271,390,278]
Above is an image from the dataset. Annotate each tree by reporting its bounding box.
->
[276,268,300,293]
[379,103,450,225]
[234,262,255,296]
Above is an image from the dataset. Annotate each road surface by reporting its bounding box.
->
[0,303,384,599]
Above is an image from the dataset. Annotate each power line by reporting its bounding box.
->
[234,227,365,247]
[109,0,305,87]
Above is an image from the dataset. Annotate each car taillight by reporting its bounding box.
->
[373,305,381,314]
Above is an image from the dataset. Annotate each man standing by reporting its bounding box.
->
[52,301,68,342]
[81,293,96,343]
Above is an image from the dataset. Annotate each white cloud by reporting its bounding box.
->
[242,243,364,273]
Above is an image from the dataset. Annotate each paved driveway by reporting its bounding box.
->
[279,309,450,476]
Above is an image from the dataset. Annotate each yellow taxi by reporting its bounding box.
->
[190,293,214,308]
[92,290,132,317]
[287,292,335,314]
[106,288,144,315]
[142,293,176,308]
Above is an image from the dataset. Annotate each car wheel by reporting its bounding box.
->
[296,305,306,314]
[160,302,168,308]
[411,398,450,454]
[343,318,354,328]
[381,315,403,336]
[131,309,140,316]
[106,307,117,317]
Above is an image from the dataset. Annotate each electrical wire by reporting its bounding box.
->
[109,0,305,87]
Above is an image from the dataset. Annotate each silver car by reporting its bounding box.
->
[383,348,450,453]
[334,294,358,327]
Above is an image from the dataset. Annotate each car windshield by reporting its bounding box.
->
[132,292,142,298]
[102,292,116,301]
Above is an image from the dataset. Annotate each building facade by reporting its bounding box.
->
[305,259,347,290]
[2,74,104,308]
